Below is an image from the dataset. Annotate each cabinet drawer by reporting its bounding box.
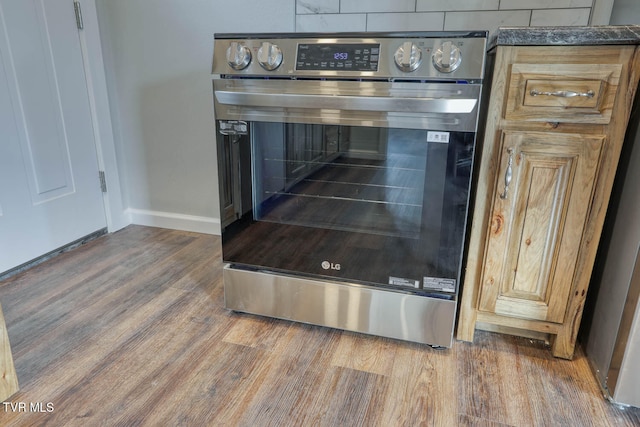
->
[505,63,621,124]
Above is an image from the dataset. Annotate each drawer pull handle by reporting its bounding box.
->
[530,89,595,98]
[500,148,514,200]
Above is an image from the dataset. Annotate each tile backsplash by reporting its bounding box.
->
[295,0,593,34]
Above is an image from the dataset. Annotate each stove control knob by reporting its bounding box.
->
[433,41,462,73]
[226,42,252,70]
[258,42,283,71]
[394,41,422,72]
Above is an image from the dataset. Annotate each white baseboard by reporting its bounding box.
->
[126,208,221,235]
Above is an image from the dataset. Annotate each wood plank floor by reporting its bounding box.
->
[0,225,639,426]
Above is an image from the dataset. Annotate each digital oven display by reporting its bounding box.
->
[296,43,380,71]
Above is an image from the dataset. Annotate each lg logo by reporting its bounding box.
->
[321,261,341,271]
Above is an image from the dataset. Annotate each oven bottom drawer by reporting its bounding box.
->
[223,265,456,348]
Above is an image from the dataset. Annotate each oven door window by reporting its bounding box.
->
[252,123,471,240]
[253,124,426,238]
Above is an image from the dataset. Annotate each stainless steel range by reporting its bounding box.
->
[212,31,487,347]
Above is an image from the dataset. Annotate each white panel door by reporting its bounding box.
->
[0,0,106,273]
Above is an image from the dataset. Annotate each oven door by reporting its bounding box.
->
[215,79,481,298]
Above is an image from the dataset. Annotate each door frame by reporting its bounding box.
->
[76,0,128,232]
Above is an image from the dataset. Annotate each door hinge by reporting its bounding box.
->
[74,1,84,30]
[98,171,107,193]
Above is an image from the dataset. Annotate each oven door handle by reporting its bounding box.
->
[214,91,478,114]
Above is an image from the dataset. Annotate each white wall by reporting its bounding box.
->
[96,0,294,234]
[610,0,640,25]
[96,0,616,235]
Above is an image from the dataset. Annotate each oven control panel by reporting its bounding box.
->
[213,32,487,81]
[296,43,380,71]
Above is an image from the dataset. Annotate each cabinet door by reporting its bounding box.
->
[478,131,604,323]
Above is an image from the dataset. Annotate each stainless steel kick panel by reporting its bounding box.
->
[223,265,457,348]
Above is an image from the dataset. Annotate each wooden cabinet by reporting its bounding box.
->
[458,44,640,359]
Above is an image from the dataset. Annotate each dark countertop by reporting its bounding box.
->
[489,25,640,50]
